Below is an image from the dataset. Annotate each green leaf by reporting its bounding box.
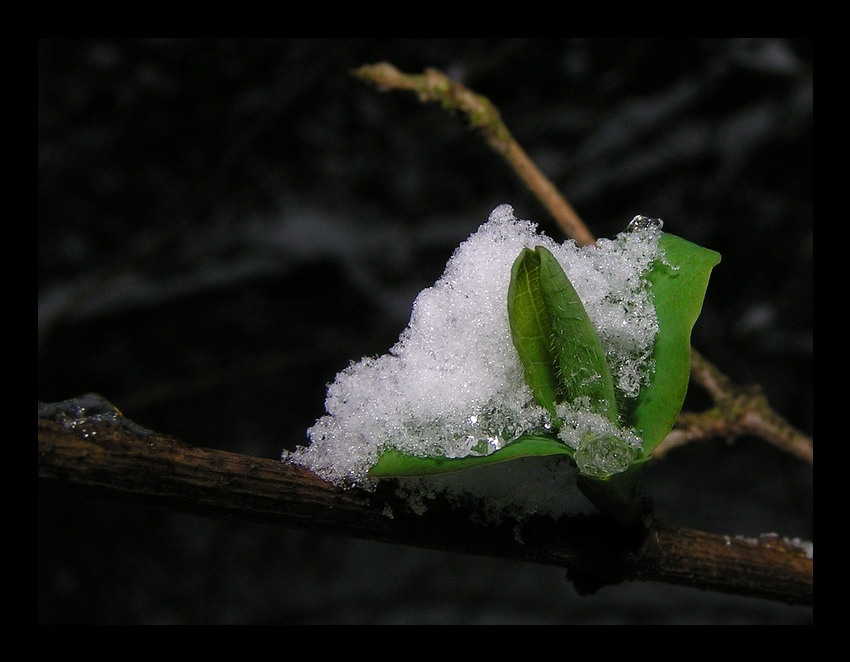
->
[368,433,572,478]
[628,233,721,457]
[507,246,618,422]
[506,247,561,419]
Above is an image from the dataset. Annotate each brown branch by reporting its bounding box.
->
[353,62,813,467]
[354,62,596,247]
[654,350,813,463]
[38,415,813,607]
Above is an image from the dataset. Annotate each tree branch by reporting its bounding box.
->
[353,62,813,467]
[654,350,813,463]
[38,413,812,607]
[353,62,595,247]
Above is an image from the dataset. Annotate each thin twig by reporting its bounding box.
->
[655,350,813,463]
[354,62,596,247]
[353,62,813,467]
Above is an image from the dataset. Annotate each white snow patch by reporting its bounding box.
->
[284,204,662,517]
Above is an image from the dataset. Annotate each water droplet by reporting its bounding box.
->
[627,215,663,232]
[464,434,505,456]
[574,433,636,477]
[38,393,152,438]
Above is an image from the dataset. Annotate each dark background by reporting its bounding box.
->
[38,38,813,624]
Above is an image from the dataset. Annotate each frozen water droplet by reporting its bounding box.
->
[574,433,636,477]
[38,393,152,438]
[465,434,505,456]
[627,215,663,232]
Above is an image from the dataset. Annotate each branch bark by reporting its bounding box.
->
[38,414,813,607]
[353,62,595,247]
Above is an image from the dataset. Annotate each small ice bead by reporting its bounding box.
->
[574,433,637,477]
[626,215,663,232]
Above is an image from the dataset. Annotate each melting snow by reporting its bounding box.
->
[283,204,663,497]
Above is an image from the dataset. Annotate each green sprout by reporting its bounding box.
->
[369,218,720,524]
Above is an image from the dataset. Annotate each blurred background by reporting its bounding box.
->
[38,38,812,624]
